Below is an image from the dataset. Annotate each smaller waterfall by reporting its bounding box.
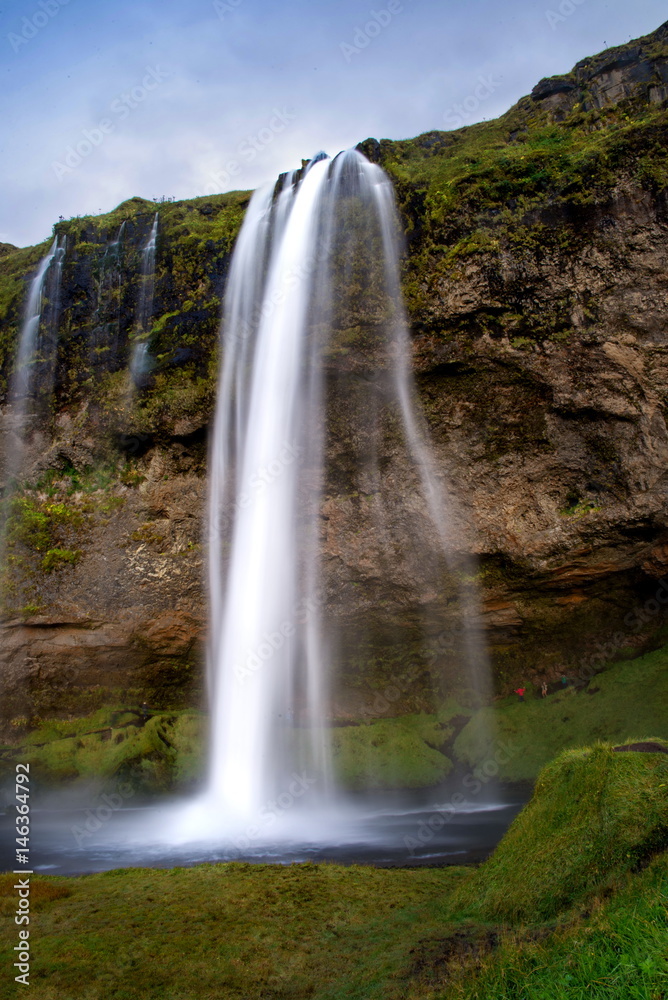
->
[6,235,65,480]
[130,213,158,385]
[1,233,65,581]
[11,237,61,409]
[137,213,159,331]
[103,221,126,263]
[38,235,66,410]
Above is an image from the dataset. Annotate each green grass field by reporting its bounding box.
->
[1,742,666,999]
[455,642,668,781]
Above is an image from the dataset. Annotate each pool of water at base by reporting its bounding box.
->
[1,782,530,875]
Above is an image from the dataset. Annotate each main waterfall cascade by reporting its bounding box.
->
[0,151,506,869]
[167,148,492,844]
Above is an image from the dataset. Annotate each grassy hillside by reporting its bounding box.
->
[1,741,666,999]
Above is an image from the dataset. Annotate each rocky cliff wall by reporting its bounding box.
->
[2,23,668,728]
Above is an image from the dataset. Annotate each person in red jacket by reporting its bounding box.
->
[514,687,526,703]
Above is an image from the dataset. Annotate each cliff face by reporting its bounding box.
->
[2,23,668,727]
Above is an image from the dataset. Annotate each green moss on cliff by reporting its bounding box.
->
[0,460,140,614]
[0,190,249,426]
[369,24,668,337]
[9,708,206,793]
[5,640,667,793]
[330,714,453,789]
[5,708,451,794]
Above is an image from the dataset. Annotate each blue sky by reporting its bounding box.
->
[0,0,666,247]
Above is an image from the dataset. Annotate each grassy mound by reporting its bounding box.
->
[452,740,668,922]
[455,641,668,781]
[427,854,668,1000]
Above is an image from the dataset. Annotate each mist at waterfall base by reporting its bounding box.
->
[7,151,526,874]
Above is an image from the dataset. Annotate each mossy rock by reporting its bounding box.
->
[453,739,668,921]
[13,709,206,794]
[330,714,453,789]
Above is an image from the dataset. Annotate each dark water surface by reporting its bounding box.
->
[1,782,529,875]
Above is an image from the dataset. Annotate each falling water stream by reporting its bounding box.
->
[202,151,491,828]
[5,234,65,487]
[130,212,158,384]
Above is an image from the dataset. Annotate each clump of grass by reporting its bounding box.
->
[451,740,668,922]
[5,495,82,553]
[41,547,81,572]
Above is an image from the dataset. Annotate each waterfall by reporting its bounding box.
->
[11,237,61,410]
[6,235,65,484]
[206,161,332,826]
[104,220,126,264]
[90,222,126,373]
[195,149,490,838]
[38,234,66,412]
[130,213,158,384]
